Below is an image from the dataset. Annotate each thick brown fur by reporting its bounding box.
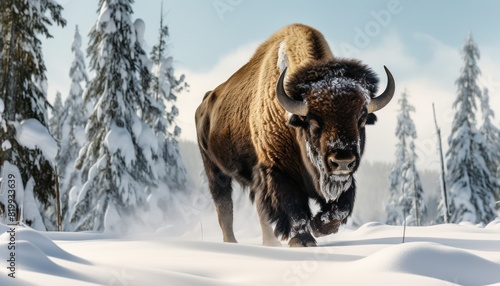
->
[196,24,384,247]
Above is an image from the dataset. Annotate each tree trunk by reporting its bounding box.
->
[433,103,449,223]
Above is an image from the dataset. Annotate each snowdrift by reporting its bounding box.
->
[1,220,500,285]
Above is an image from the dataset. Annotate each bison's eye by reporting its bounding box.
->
[308,119,321,137]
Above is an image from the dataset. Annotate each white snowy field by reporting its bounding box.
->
[1,211,500,286]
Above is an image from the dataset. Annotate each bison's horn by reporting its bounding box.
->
[276,67,308,116]
[368,66,395,113]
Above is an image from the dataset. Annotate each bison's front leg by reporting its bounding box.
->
[254,166,316,247]
[311,183,355,237]
[288,218,317,247]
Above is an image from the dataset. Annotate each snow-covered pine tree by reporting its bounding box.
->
[149,10,187,190]
[478,88,500,202]
[445,33,497,225]
[57,26,89,231]
[49,91,63,141]
[133,19,152,96]
[132,18,163,167]
[385,90,426,226]
[0,0,66,229]
[72,0,162,231]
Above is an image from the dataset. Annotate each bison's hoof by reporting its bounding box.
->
[288,233,317,247]
[311,213,342,237]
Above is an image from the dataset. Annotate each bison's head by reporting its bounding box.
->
[276,60,395,201]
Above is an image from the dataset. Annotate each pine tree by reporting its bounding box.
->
[0,0,66,228]
[49,91,63,141]
[149,10,187,189]
[57,26,89,230]
[385,90,426,226]
[133,19,152,96]
[72,0,162,231]
[478,88,500,202]
[445,33,497,225]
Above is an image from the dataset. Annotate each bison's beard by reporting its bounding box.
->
[306,142,353,202]
[320,174,353,201]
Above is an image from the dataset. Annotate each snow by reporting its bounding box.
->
[104,122,136,168]
[103,200,121,233]
[15,118,58,164]
[22,178,46,231]
[97,2,112,33]
[1,140,11,151]
[134,19,145,44]
[0,220,499,285]
[303,76,372,103]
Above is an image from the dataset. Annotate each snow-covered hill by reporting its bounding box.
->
[1,219,499,285]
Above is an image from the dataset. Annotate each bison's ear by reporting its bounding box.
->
[366,113,377,125]
[288,115,307,128]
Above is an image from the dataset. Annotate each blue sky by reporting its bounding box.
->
[42,0,500,169]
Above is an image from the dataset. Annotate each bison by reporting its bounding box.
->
[195,23,395,247]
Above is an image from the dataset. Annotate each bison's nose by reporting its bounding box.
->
[327,150,356,174]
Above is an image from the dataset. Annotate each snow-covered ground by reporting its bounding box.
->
[1,208,500,286]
